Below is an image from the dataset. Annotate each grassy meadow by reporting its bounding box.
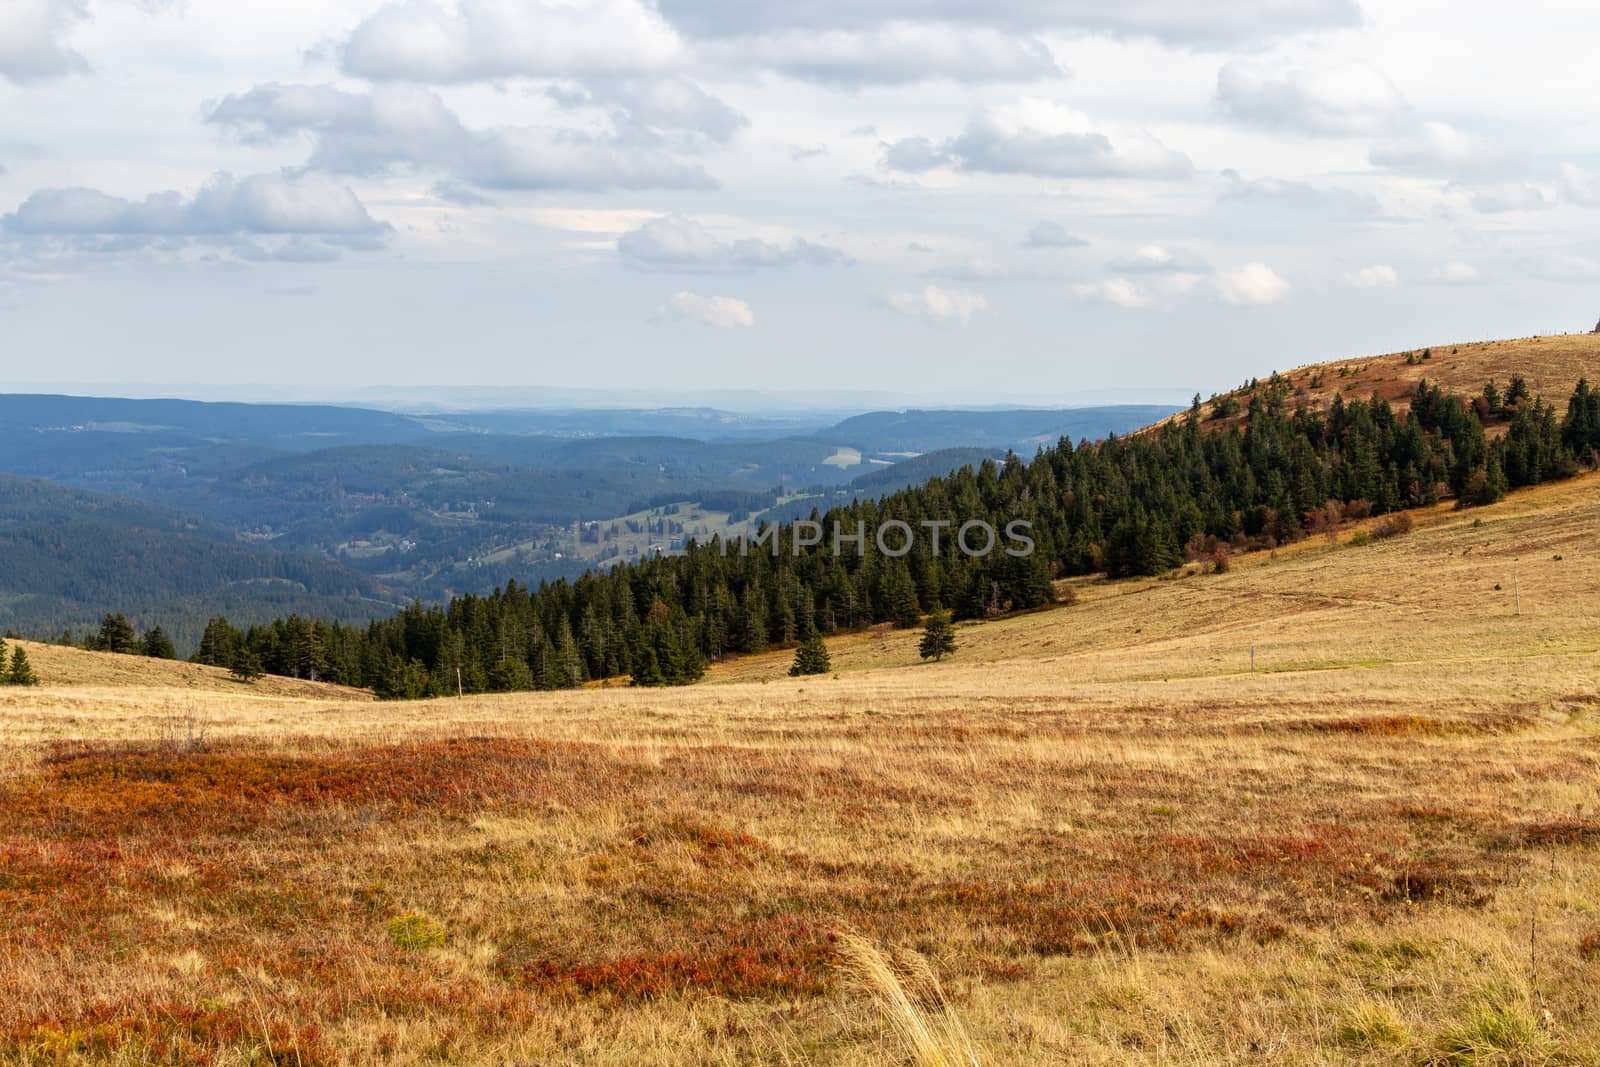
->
[2,473,1599,1064]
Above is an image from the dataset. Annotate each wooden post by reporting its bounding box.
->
[457,666,464,698]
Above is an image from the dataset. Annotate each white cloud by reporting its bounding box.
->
[1109,244,1208,273]
[1428,261,1482,285]
[885,285,988,322]
[341,0,684,83]
[618,214,849,272]
[1370,121,1504,175]
[1023,220,1086,248]
[883,98,1192,179]
[1343,264,1398,288]
[0,0,88,83]
[1216,60,1406,135]
[654,291,754,327]
[1215,262,1291,305]
[1523,253,1600,284]
[1074,277,1153,309]
[699,23,1058,86]
[207,82,717,193]
[1217,169,1381,219]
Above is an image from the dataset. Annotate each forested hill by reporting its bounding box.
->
[187,371,1600,699]
[0,473,399,649]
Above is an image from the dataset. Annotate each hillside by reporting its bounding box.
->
[1178,331,1600,430]
[3,463,1598,1064]
[0,638,374,700]
[0,472,399,647]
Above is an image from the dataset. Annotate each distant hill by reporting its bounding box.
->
[849,448,1005,492]
[0,473,399,649]
[820,406,1178,454]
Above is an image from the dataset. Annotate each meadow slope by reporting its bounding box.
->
[2,475,1599,1064]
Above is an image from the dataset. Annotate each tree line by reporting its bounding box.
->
[62,376,1600,699]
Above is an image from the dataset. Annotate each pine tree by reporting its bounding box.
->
[141,626,177,660]
[918,609,958,662]
[8,646,39,687]
[229,646,264,684]
[788,627,831,676]
[97,613,138,655]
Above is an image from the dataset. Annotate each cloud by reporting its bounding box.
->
[1428,261,1481,285]
[653,291,754,327]
[883,98,1192,180]
[1073,277,1153,309]
[1343,264,1398,288]
[884,285,988,322]
[1521,253,1600,284]
[1370,121,1504,175]
[1109,244,1208,273]
[341,0,683,83]
[617,214,850,272]
[544,76,747,145]
[1217,169,1381,218]
[207,82,717,193]
[1216,60,1406,135]
[1023,220,1086,248]
[1558,164,1600,207]
[922,257,1007,281]
[1466,183,1553,214]
[697,23,1059,86]
[0,0,89,83]
[0,171,391,262]
[1215,262,1291,304]
[655,0,1360,50]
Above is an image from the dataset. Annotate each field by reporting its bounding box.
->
[3,472,1600,1064]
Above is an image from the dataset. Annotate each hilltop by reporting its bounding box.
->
[1174,331,1600,431]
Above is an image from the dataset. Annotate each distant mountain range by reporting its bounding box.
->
[0,393,1176,647]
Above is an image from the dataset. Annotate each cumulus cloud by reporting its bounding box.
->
[1023,220,1086,248]
[1344,264,1398,288]
[1109,244,1208,273]
[207,82,716,194]
[1073,277,1154,309]
[546,76,746,145]
[884,285,988,322]
[0,0,89,83]
[341,0,683,83]
[1370,121,1504,175]
[1216,59,1405,135]
[883,98,1192,180]
[617,215,849,272]
[655,0,1359,50]
[1217,169,1381,219]
[1428,261,1482,285]
[1215,262,1291,305]
[697,23,1059,86]
[1466,182,1553,214]
[0,171,390,261]
[653,291,754,327]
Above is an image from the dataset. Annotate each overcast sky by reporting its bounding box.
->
[2,0,1598,402]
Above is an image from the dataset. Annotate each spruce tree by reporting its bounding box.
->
[141,626,177,660]
[97,613,138,655]
[918,609,958,662]
[229,646,264,684]
[8,646,38,687]
[788,627,831,676]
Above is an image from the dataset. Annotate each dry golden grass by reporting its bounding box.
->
[1153,331,1600,432]
[3,474,1600,1064]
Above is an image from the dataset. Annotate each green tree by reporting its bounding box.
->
[8,645,39,687]
[97,613,138,655]
[788,627,831,676]
[141,626,177,660]
[918,609,958,662]
[229,646,264,684]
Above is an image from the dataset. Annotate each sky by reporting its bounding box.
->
[2,0,1599,404]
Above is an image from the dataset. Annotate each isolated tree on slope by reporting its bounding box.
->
[141,626,177,660]
[789,627,831,677]
[229,646,263,684]
[97,613,138,655]
[8,646,38,687]
[919,609,958,662]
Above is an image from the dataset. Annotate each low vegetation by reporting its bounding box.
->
[3,467,1599,1064]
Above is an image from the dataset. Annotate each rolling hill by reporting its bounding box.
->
[0,473,400,648]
